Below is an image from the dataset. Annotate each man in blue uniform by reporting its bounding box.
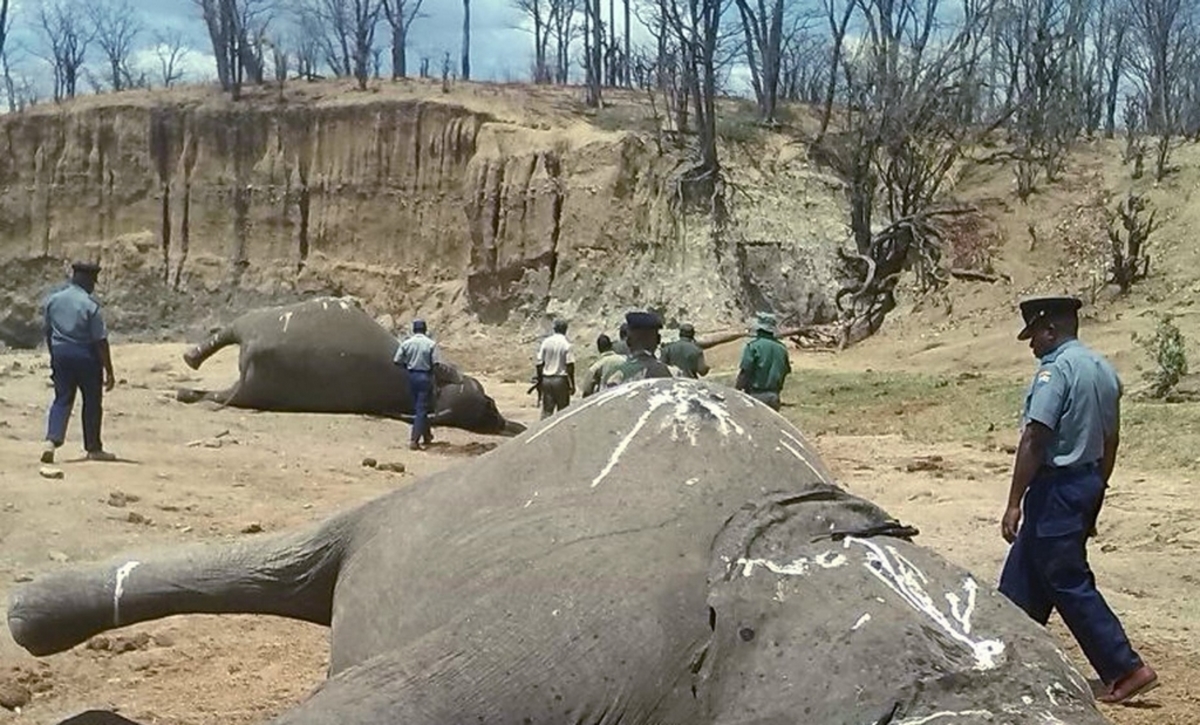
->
[40,261,117,463]
[393,319,439,450]
[998,296,1157,704]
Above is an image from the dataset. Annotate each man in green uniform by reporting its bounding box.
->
[602,312,674,388]
[582,334,624,397]
[734,312,790,410]
[998,296,1157,704]
[658,323,709,379]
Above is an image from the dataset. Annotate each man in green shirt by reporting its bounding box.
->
[582,334,624,397]
[735,312,790,410]
[602,312,674,389]
[659,323,710,379]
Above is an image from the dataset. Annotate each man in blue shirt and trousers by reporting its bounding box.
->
[393,319,439,451]
[40,261,117,463]
[999,296,1157,705]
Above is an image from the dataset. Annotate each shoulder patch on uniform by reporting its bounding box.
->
[1036,369,1052,383]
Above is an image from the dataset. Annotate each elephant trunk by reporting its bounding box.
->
[7,514,353,657]
[183,325,239,370]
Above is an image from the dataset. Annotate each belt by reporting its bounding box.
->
[1037,461,1099,476]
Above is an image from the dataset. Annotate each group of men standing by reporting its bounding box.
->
[532,309,792,419]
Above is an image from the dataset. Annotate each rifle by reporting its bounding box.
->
[527,376,542,407]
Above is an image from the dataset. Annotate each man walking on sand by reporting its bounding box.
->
[535,319,575,419]
[40,261,117,463]
[998,296,1157,705]
[394,319,439,450]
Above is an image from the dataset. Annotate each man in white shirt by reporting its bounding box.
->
[535,319,575,419]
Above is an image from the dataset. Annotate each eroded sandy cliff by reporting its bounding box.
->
[0,81,849,348]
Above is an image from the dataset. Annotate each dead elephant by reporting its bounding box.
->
[9,379,1109,724]
[174,297,524,436]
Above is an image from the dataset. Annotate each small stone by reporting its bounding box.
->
[151,633,175,648]
[241,522,263,534]
[376,462,406,474]
[113,632,151,653]
[127,511,151,525]
[361,457,378,468]
[48,551,70,563]
[86,635,112,651]
[12,573,33,583]
[0,679,31,710]
[1101,543,1118,553]
[108,491,141,508]
[39,466,64,479]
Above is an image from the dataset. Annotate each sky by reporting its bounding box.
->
[0,0,664,96]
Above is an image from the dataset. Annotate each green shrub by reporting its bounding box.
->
[1133,314,1189,398]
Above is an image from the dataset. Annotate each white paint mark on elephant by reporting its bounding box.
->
[773,580,787,602]
[112,561,140,626]
[525,379,658,444]
[592,380,749,487]
[321,301,328,310]
[684,477,699,486]
[894,711,991,725]
[1021,695,1034,705]
[945,577,979,634]
[523,492,538,508]
[815,551,846,568]
[778,439,823,479]
[852,613,871,630]
[843,537,1005,671]
[279,311,293,333]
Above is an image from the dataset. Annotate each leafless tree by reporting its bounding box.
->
[586,0,602,104]
[548,0,578,83]
[154,28,190,88]
[381,0,425,78]
[514,0,554,82]
[293,9,323,80]
[824,0,1003,343]
[815,0,855,140]
[736,0,815,123]
[1127,0,1193,180]
[87,0,142,91]
[193,0,271,99]
[39,0,93,101]
[0,0,11,68]
[461,0,470,79]
[348,0,383,88]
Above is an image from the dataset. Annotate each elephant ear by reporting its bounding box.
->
[432,361,464,386]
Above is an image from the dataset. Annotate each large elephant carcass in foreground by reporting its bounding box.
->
[9,379,1108,724]
[174,297,525,436]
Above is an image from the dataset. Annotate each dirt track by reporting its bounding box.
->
[0,341,1197,724]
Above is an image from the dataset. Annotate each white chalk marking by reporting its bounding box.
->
[778,439,823,479]
[591,380,749,487]
[524,379,656,444]
[852,613,871,630]
[279,311,293,332]
[894,711,991,725]
[945,577,979,635]
[591,403,660,487]
[814,551,847,568]
[684,477,699,486]
[1021,696,1034,705]
[321,301,328,310]
[738,557,811,577]
[843,537,1005,671]
[523,491,538,508]
[112,561,140,626]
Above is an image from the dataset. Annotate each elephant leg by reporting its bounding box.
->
[183,325,239,370]
[175,382,242,405]
[7,510,357,657]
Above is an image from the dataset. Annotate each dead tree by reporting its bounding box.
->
[349,0,383,89]
[586,0,602,105]
[193,0,270,99]
[293,11,323,80]
[1128,0,1191,182]
[734,0,798,124]
[87,0,142,91]
[1107,193,1160,293]
[39,0,93,101]
[815,0,855,141]
[461,0,470,79]
[154,29,189,87]
[381,0,424,78]
[823,0,1000,345]
[0,0,11,69]
[514,0,554,82]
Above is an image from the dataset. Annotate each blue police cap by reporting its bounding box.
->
[412,319,427,332]
[1017,296,1081,340]
[72,260,101,275]
[625,311,662,331]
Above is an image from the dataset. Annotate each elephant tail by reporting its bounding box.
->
[183,324,239,370]
[174,379,243,408]
[7,508,357,657]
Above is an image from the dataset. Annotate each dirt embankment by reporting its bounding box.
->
[0,81,850,349]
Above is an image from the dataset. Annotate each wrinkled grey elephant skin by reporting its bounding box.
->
[174,297,524,436]
[9,379,1108,724]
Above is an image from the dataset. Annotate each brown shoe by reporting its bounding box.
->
[1098,665,1159,704]
[409,442,421,451]
[86,450,118,462]
[40,441,56,464]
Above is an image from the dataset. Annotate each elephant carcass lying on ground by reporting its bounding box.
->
[9,379,1108,724]
[174,297,525,436]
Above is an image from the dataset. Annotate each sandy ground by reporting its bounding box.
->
[0,340,1197,725]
